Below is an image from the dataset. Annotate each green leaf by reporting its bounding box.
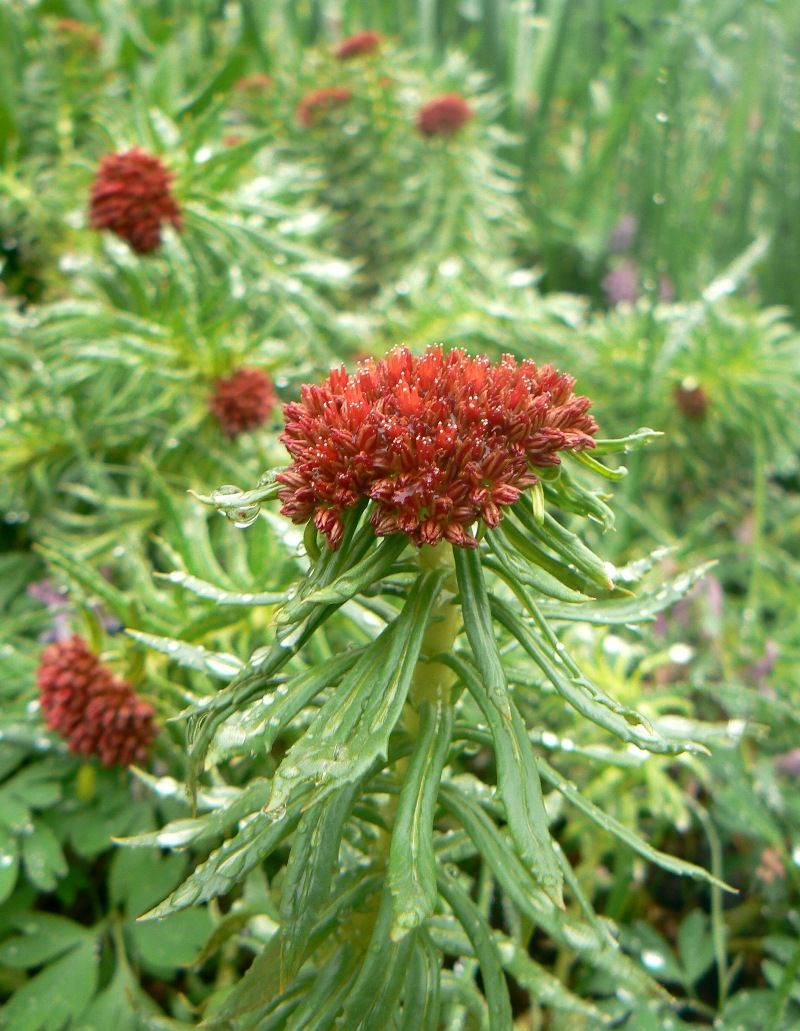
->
[201,934,283,1026]
[127,629,243,680]
[452,546,563,905]
[265,570,446,816]
[142,804,303,919]
[277,534,408,625]
[131,907,214,976]
[491,596,705,756]
[439,784,666,999]
[537,756,733,891]
[437,873,513,1029]
[110,846,189,917]
[1,937,99,1031]
[281,946,357,1031]
[0,827,19,903]
[538,563,714,624]
[336,887,417,1031]
[677,910,716,986]
[591,428,662,454]
[511,505,616,591]
[157,570,286,606]
[211,650,364,763]
[569,449,628,480]
[0,914,91,969]
[388,699,453,939]
[21,822,67,892]
[35,541,136,625]
[280,783,359,981]
[399,935,442,1031]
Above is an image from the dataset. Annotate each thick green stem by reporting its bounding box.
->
[408,544,460,711]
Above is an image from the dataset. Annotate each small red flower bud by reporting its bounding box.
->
[674,380,707,419]
[335,31,383,61]
[277,345,597,549]
[416,94,473,137]
[234,73,273,94]
[89,149,182,254]
[296,87,353,127]
[209,367,277,438]
[37,636,156,767]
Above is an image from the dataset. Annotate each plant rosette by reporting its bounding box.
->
[127,345,733,1028]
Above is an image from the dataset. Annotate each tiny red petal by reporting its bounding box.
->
[89,148,182,254]
[37,636,156,767]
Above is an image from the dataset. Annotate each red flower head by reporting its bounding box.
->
[335,31,383,60]
[296,87,353,127]
[234,72,273,94]
[54,18,101,53]
[37,636,156,767]
[674,380,707,419]
[89,148,182,254]
[277,345,597,549]
[210,367,277,438]
[416,94,473,137]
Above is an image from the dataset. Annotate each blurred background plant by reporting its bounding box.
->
[1,0,800,1027]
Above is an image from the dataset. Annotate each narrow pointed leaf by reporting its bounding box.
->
[449,551,564,904]
[538,563,715,625]
[266,570,446,815]
[538,756,734,890]
[437,873,513,1029]
[141,804,303,919]
[277,535,408,624]
[400,935,442,1031]
[127,629,242,680]
[388,699,453,939]
[280,783,359,981]
[491,596,706,756]
[337,888,417,1031]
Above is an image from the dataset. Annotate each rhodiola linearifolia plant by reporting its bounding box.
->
[125,344,729,1028]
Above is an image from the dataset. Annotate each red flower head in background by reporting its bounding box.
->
[54,18,102,53]
[210,368,277,438]
[89,148,182,254]
[234,72,273,94]
[335,31,383,61]
[674,379,708,420]
[277,345,597,549]
[296,87,353,127]
[416,94,473,137]
[37,636,156,767]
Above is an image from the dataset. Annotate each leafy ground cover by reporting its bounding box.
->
[1,2,800,1028]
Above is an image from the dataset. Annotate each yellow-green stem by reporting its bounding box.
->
[407,543,460,716]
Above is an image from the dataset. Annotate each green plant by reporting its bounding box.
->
[111,345,735,1028]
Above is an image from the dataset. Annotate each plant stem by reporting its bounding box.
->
[408,543,460,712]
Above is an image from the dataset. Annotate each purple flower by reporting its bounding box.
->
[608,215,637,254]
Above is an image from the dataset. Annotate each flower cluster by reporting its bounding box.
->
[278,345,597,548]
[89,148,182,254]
[53,18,101,53]
[209,368,277,437]
[416,94,473,137]
[234,72,273,94]
[335,31,383,60]
[674,380,707,419]
[296,87,353,127]
[37,636,156,767]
